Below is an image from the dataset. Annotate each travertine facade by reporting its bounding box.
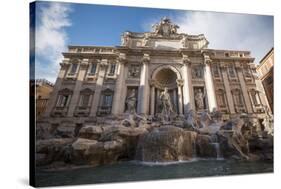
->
[257,48,274,113]
[41,18,270,126]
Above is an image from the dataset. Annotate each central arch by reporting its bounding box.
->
[150,65,183,115]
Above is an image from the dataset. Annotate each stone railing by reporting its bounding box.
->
[68,46,116,54]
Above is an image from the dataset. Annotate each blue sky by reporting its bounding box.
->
[32,1,273,82]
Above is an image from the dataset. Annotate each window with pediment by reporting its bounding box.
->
[79,88,94,107]
[212,63,220,78]
[56,88,73,108]
[228,64,236,78]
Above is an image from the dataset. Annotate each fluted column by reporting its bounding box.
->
[182,54,192,114]
[89,59,108,117]
[235,61,253,113]
[176,79,184,115]
[44,61,68,117]
[67,59,89,116]
[137,53,150,115]
[220,63,235,114]
[203,53,217,112]
[149,79,155,116]
[112,53,127,115]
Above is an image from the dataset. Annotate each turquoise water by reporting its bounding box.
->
[35,159,273,187]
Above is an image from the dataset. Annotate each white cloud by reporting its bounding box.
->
[35,2,72,83]
[175,11,273,63]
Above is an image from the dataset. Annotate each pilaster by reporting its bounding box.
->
[89,59,108,117]
[112,53,127,115]
[67,59,89,116]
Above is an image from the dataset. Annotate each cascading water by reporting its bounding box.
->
[210,134,223,160]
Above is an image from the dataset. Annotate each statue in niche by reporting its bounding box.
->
[159,87,174,122]
[195,88,205,110]
[125,89,137,114]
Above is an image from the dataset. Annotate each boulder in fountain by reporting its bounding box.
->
[136,126,197,162]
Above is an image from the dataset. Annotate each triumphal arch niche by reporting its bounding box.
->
[43,17,270,125]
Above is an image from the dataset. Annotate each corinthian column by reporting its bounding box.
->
[176,79,184,115]
[182,54,192,114]
[137,53,150,115]
[203,53,217,112]
[149,79,156,116]
[112,53,127,115]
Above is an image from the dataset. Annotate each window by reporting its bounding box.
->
[225,53,230,57]
[56,88,72,108]
[80,94,90,107]
[109,64,116,75]
[212,64,220,78]
[244,67,252,78]
[228,65,236,78]
[57,95,69,107]
[89,63,97,75]
[217,90,226,107]
[232,90,243,106]
[103,94,113,106]
[70,63,78,74]
[250,90,260,106]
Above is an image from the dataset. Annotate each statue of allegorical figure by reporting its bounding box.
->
[159,87,174,123]
[126,89,137,114]
[195,88,205,110]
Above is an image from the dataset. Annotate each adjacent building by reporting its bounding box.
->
[35,79,54,118]
[40,18,270,127]
[257,48,274,113]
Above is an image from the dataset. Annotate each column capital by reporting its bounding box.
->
[203,53,212,65]
[117,53,127,65]
[80,58,89,69]
[234,61,243,69]
[142,53,150,64]
[219,62,228,70]
[59,62,69,68]
[100,59,109,68]
[182,54,191,65]
[176,79,184,87]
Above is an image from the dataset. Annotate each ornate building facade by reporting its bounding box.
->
[257,48,274,113]
[41,18,270,127]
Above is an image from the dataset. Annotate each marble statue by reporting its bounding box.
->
[159,87,174,122]
[121,32,130,46]
[126,89,137,114]
[185,109,199,129]
[262,105,274,136]
[195,88,205,110]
